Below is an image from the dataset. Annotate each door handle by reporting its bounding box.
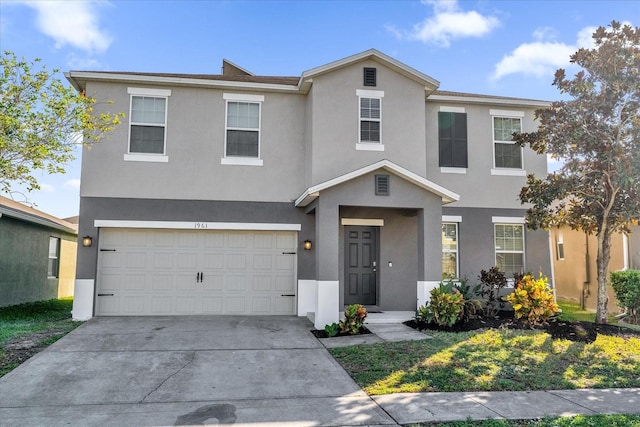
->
[201,272,204,282]
[196,272,201,283]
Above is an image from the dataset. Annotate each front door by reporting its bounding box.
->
[344,226,378,305]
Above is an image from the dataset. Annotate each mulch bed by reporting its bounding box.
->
[404,312,640,343]
[311,326,372,339]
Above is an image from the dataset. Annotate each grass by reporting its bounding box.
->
[0,298,82,377]
[330,327,640,395]
[409,414,640,426]
[556,299,619,324]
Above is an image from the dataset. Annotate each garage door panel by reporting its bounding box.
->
[97,229,296,316]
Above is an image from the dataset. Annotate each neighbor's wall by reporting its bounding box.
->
[551,227,630,314]
[0,216,76,307]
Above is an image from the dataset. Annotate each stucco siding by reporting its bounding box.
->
[442,206,552,285]
[426,102,547,209]
[0,216,76,307]
[82,81,306,202]
[308,60,428,186]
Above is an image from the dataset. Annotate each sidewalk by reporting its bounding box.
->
[315,321,640,425]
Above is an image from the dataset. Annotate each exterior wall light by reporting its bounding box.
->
[303,240,312,251]
[82,236,93,247]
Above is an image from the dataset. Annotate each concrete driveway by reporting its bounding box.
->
[0,316,395,426]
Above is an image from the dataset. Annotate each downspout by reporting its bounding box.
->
[582,231,591,310]
[548,229,556,302]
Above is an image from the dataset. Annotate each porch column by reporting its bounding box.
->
[314,198,340,330]
[416,208,441,309]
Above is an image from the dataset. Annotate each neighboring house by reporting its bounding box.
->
[0,196,77,307]
[66,49,552,328]
[552,225,640,314]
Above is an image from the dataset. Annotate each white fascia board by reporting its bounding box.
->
[0,207,77,234]
[428,94,550,108]
[301,49,439,89]
[94,220,301,231]
[294,160,460,207]
[66,72,300,94]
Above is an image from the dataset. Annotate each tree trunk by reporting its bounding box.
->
[595,225,613,324]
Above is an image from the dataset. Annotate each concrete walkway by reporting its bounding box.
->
[1,316,638,426]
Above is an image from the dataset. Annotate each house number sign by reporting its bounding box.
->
[194,222,209,229]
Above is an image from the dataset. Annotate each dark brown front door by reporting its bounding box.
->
[344,226,378,305]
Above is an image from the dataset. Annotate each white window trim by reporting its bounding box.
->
[341,218,384,226]
[492,216,525,224]
[441,167,467,174]
[357,89,384,145]
[124,154,169,163]
[127,87,171,160]
[442,215,462,223]
[222,93,264,165]
[494,223,526,280]
[556,232,565,261]
[47,237,60,279]
[442,222,459,277]
[440,106,465,113]
[491,110,525,172]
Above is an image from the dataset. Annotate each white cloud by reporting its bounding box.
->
[40,183,55,193]
[21,0,112,53]
[387,0,500,47]
[67,53,103,70]
[491,25,597,80]
[64,179,81,190]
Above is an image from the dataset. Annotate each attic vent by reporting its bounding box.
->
[375,174,389,195]
[364,67,377,87]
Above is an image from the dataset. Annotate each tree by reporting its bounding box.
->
[515,21,640,324]
[0,51,123,196]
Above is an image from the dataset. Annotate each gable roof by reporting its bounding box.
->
[300,49,439,94]
[0,196,78,234]
[295,160,459,207]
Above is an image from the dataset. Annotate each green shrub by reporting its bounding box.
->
[443,277,482,322]
[324,322,339,337]
[416,282,465,327]
[505,274,559,326]
[610,270,640,324]
[338,304,367,335]
[477,267,510,317]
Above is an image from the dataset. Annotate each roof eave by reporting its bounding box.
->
[428,93,551,108]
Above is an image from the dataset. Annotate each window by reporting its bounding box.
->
[439,111,468,168]
[494,224,524,276]
[442,223,458,277]
[493,115,523,169]
[556,233,565,260]
[360,97,381,143]
[48,237,60,278]
[363,67,377,86]
[126,88,171,162]
[223,93,264,165]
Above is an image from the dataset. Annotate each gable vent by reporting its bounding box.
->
[363,67,377,87]
[375,174,389,195]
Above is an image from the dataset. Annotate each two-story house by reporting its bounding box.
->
[67,49,552,328]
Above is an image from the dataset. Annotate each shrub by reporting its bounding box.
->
[338,304,367,335]
[324,322,339,337]
[416,282,465,327]
[610,270,640,324]
[443,277,481,322]
[505,274,559,326]
[477,267,510,317]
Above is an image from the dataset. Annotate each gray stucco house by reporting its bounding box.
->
[0,196,77,307]
[66,49,552,328]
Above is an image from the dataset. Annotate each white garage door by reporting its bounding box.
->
[96,229,297,316]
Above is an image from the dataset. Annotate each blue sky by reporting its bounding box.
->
[1,0,638,218]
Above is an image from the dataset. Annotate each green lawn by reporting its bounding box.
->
[556,299,620,324]
[330,327,640,395]
[409,414,640,427]
[0,298,82,376]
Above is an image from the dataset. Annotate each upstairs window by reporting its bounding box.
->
[438,111,468,168]
[128,88,170,156]
[223,93,264,165]
[48,237,60,278]
[493,115,523,169]
[360,97,381,143]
